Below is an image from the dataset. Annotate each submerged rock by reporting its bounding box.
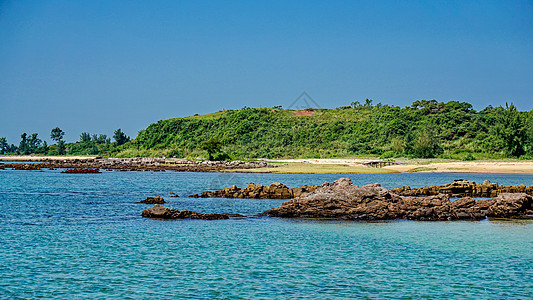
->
[138,196,165,204]
[141,204,244,220]
[62,168,100,174]
[189,182,318,199]
[264,178,533,221]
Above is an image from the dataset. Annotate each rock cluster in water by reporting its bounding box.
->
[264,178,533,221]
[391,179,533,198]
[141,204,243,220]
[138,196,165,204]
[190,182,318,199]
[61,168,100,174]
[0,157,272,172]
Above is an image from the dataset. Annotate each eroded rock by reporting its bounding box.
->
[190,182,318,199]
[141,204,243,220]
[391,179,533,198]
[264,178,533,221]
[138,196,165,204]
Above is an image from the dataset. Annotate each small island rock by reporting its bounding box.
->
[138,196,166,204]
[141,204,243,220]
[190,182,318,199]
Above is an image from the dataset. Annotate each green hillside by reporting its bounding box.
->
[127,100,533,160]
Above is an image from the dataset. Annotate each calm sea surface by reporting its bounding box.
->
[0,169,532,299]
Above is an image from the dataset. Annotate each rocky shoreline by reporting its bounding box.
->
[0,157,272,172]
[264,178,533,221]
[144,178,533,221]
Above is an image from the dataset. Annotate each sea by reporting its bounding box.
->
[0,168,532,299]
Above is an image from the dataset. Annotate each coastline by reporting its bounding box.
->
[3,155,533,174]
[241,158,533,174]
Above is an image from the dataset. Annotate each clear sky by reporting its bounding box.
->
[1,0,532,143]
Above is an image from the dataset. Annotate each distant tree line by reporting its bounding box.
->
[0,128,130,156]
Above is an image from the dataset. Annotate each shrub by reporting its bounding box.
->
[380,150,396,159]
[462,153,476,161]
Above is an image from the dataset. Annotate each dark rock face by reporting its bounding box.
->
[190,182,318,199]
[391,179,533,198]
[141,204,243,220]
[265,178,533,221]
[138,196,165,204]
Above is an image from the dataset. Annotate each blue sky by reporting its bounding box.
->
[1,0,532,143]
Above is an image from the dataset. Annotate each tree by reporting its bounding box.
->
[6,144,17,154]
[50,127,66,155]
[50,127,64,142]
[19,133,30,155]
[199,138,222,160]
[495,103,527,157]
[0,137,8,154]
[39,141,48,154]
[405,129,442,158]
[28,133,42,153]
[113,129,130,146]
[350,101,361,108]
[90,143,99,155]
[80,132,91,143]
[413,131,441,158]
[57,140,66,155]
[97,134,109,144]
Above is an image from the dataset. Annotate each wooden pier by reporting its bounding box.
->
[363,161,406,168]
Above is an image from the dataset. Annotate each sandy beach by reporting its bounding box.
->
[383,161,533,174]
[261,158,533,174]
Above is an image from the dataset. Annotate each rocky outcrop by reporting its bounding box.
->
[391,179,533,198]
[138,196,165,204]
[190,182,318,199]
[0,157,273,172]
[11,164,42,170]
[141,204,243,220]
[264,178,533,221]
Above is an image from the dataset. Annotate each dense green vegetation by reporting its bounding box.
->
[130,100,533,160]
[2,100,532,160]
[0,127,130,156]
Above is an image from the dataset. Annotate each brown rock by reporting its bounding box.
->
[264,178,533,221]
[450,197,476,209]
[391,179,533,198]
[189,182,318,199]
[486,193,533,218]
[141,204,242,220]
[138,196,165,204]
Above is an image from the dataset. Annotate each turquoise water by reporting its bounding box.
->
[0,169,532,298]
